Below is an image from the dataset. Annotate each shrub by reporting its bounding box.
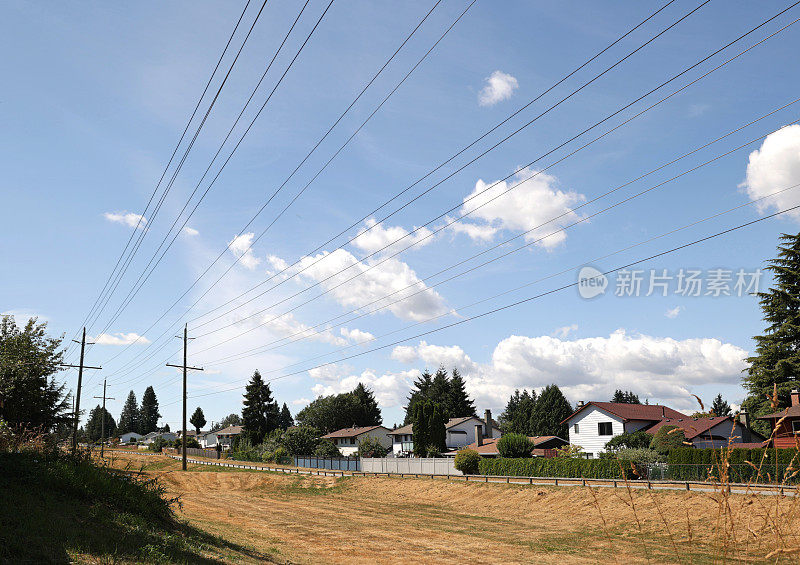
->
[553,444,585,458]
[667,447,800,483]
[280,425,320,456]
[171,437,200,449]
[272,447,291,465]
[358,435,388,458]
[454,448,481,475]
[604,430,651,452]
[480,457,638,479]
[149,437,166,452]
[615,448,665,464]
[314,440,341,458]
[426,445,442,458]
[650,426,686,455]
[497,433,534,458]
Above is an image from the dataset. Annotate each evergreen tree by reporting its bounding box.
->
[448,368,476,418]
[85,404,116,442]
[162,423,171,433]
[211,413,241,431]
[499,389,537,435]
[351,383,382,425]
[744,233,800,432]
[411,400,446,456]
[138,386,160,434]
[117,390,139,435]
[611,390,641,404]
[0,316,69,431]
[404,369,433,424]
[710,394,732,417]
[530,384,572,438]
[279,403,294,430]
[190,407,206,434]
[241,370,279,442]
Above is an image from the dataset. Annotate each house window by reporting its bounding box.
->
[792,421,800,435]
[598,422,613,436]
[573,424,579,434]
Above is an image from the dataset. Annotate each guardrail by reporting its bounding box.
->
[156,453,799,495]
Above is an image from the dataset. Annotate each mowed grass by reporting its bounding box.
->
[105,452,800,564]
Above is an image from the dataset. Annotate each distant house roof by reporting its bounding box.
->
[321,425,389,439]
[757,405,800,420]
[389,416,501,437]
[561,402,689,425]
[446,436,567,456]
[215,425,243,436]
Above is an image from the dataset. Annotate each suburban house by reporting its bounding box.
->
[200,431,218,449]
[562,402,689,458]
[214,425,242,450]
[447,435,567,457]
[389,410,503,456]
[758,388,800,449]
[321,425,392,456]
[647,414,767,449]
[141,431,177,445]
[118,431,142,444]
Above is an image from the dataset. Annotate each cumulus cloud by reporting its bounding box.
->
[104,212,147,229]
[265,313,347,347]
[227,232,261,270]
[293,248,449,322]
[742,125,800,219]
[340,327,375,344]
[552,324,578,338]
[309,365,420,408]
[393,330,748,411]
[478,70,518,106]
[445,216,497,242]
[665,306,683,319]
[350,218,434,255]
[90,332,150,346]
[452,168,585,248]
[183,226,199,236]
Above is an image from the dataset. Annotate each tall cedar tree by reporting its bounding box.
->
[499,389,538,435]
[530,384,572,438]
[711,394,732,417]
[351,383,382,426]
[404,367,476,423]
[0,316,69,431]
[117,390,139,435]
[85,404,116,442]
[138,386,161,434]
[241,370,279,442]
[412,400,447,456]
[611,390,641,404]
[279,403,294,430]
[190,407,206,434]
[744,233,800,432]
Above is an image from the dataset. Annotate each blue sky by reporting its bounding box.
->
[3,0,800,429]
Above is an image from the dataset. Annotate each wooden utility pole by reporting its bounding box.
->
[60,327,101,453]
[167,324,202,471]
[93,379,114,458]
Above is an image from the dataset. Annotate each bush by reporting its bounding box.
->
[479,457,638,479]
[650,426,686,455]
[426,445,442,458]
[615,448,665,464]
[497,433,534,458]
[454,448,481,475]
[314,440,341,458]
[358,435,388,458]
[604,430,651,452]
[171,437,200,449]
[280,425,320,456]
[148,437,166,452]
[667,447,800,483]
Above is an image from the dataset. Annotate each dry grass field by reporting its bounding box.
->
[106,451,800,564]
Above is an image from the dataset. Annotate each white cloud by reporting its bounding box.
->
[742,124,800,220]
[445,216,498,242]
[265,313,347,347]
[665,306,683,319]
[310,365,420,408]
[183,226,199,236]
[453,168,585,248]
[340,327,375,344]
[552,324,578,338]
[293,249,449,322]
[227,232,261,270]
[478,70,518,107]
[104,211,147,229]
[350,218,434,255]
[393,330,748,412]
[292,397,311,407]
[90,332,150,346]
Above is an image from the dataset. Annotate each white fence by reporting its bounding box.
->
[361,457,461,476]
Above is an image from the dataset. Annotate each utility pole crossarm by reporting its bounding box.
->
[93,379,114,458]
[166,324,203,471]
[166,363,204,371]
[61,327,102,454]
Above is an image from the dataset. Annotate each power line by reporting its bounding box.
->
[64,0,257,359]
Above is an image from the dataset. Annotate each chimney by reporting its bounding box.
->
[578,400,585,408]
[661,406,666,419]
[484,409,493,439]
[739,409,752,443]
[791,389,800,407]
[475,424,483,447]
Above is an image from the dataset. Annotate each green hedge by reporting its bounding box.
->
[479,457,639,479]
[667,447,800,483]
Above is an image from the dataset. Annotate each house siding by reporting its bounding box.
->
[445,417,502,449]
[567,407,625,457]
